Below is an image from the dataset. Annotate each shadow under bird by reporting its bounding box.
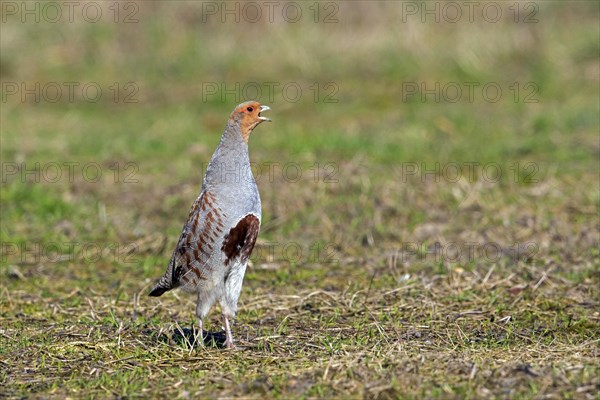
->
[149,101,271,349]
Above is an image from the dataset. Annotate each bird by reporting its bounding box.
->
[149,101,271,349]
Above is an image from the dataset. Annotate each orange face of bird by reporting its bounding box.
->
[231,101,271,142]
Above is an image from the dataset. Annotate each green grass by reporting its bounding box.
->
[1,1,599,399]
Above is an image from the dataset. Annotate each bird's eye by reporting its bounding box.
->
[246,107,254,112]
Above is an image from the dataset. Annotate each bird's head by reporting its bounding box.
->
[230,101,271,142]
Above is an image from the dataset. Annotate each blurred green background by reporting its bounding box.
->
[2,1,598,252]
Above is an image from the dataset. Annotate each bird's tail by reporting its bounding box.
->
[148,260,178,297]
[148,280,171,297]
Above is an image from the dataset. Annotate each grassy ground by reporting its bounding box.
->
[1,1,599,398]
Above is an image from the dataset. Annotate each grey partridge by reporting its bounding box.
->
[149,101,271,349]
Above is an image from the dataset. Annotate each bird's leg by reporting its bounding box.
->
[223,314,235,349]
[195,319,204,347]
[196,296,208,347]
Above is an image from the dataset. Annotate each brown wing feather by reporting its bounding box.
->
[221,214,260,268]
[161,191,227,293]
[149,194,259,297]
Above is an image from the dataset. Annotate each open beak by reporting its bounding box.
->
[258,105,271,122]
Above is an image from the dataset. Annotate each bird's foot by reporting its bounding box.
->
[222,314,236,350]
[194,332,205,347]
